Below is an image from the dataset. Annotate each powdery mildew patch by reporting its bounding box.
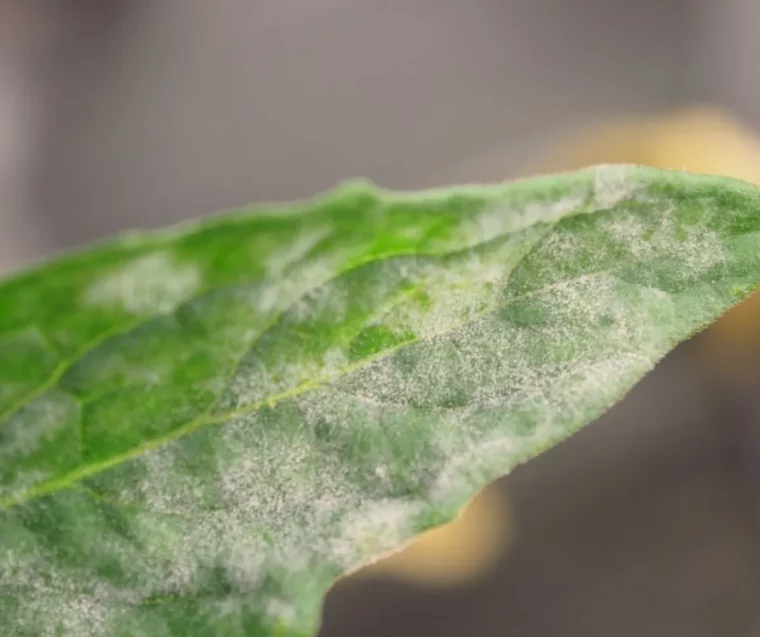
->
[84,251,202,315]
[430,435,522,504]
[434,187,589,253]
[264,226,332,278]
[0,541,138,637]
[593,163,638,208]
[329,499,422,570]
[0,391,73,460]
[602,204,726,277]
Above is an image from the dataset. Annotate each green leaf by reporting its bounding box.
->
[0,164,758,636]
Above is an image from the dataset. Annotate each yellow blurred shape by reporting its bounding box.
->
[358,485,510,587]
[529,105,760,183]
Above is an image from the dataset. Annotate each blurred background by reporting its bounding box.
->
[1,1,760,635]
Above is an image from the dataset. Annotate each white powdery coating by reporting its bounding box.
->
[264,226,331,278]
[593,164,638,208]
[0,392,71,460]
[256,252,349,317]
[431,435,522,503]
[122,437,306,598]
[227,257,426,408]
[561,354,653,403]
[603,205,726,276]
[0,469,52,500]
[255,241,366,324]
[85,251,202,315]
[329,498,422,570]
[129,445,205,517]
[289,276,350,325]
[265,597,296,624]
[382,251,509,342]
[227,346,351,409]
[451,189,588,250]
[1,552,127,637]
[7,410,359,632]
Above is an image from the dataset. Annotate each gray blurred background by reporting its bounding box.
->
[1,1,760,635]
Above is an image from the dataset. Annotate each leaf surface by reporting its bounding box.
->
[0,165,758,636]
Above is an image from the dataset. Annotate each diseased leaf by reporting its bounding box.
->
[0,165,758,636]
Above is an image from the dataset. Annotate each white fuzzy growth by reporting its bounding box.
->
[593,164,637,208]
[329,499,422,569]
[227,346,350,409]
[256,254,346,316]
[603,205,725,276]
[0,394,70,459]
[85,251,201,314]
[382,251,509,342]
[266,598,296,624]
[265,226,331,278]
[0,469,52,499]
[431,435,521,503]
[450,189,588,250]
[0,551,127,637]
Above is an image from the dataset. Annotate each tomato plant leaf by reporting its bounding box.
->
[1,165,758,636]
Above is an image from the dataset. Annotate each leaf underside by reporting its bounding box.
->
[0,165,758,636]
